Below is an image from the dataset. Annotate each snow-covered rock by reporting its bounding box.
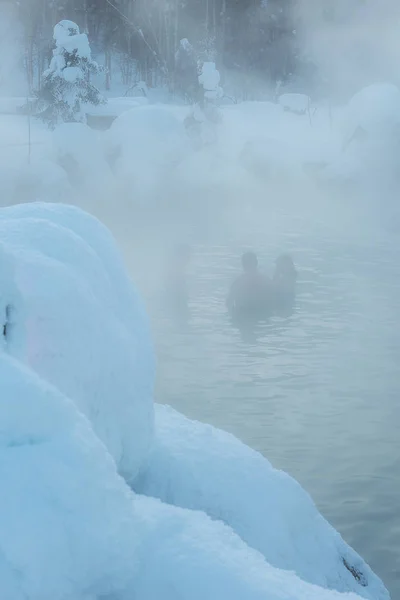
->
[0,352,369,600]
[326,84,400,187]
[0,202,154,483]
[136,404,389,600]
[344,83,400,141]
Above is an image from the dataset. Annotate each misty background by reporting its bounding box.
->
[0,0,399,598]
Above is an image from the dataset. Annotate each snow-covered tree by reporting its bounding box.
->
[185,61,223,147]
[175,38,199,103]
[35,20,104,129]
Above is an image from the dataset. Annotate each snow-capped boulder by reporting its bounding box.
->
[0,202,154,482]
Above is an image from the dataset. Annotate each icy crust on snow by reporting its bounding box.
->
[0,203,154,482]
[136,404,389,600]
[0,354,369,600]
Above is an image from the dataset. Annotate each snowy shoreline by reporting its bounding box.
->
[0,202,390,600]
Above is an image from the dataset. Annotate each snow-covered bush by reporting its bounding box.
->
[35,20,104,129]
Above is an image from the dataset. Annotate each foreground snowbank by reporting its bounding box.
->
[0,202,154,482]
[0,203,390,600]
[137,404,388,600]
[0,354,140,600]
[0,352,368,600]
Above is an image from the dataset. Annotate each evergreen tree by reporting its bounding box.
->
[175,38,199,102]
[35,20,104,129]
[185,61,222,147]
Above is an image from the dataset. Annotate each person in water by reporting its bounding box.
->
[226,251,272,316]
[272,254,297,307]
[165,244,192,313]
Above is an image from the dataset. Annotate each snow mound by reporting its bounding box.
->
[0,354,368,600]
[0,203,154,482]
[133,493,365,600]
[14,159,72,203]
[344,83,400,140]
[0,353,140,600]
[136,404,389,600]
[108,105,189,200]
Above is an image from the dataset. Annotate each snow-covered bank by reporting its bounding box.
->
[0,352,368,600]
[2,83,400,215]
[0,202,154,482]
[137,404,388,599]
[0,203,390,599]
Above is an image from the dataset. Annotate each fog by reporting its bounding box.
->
[1,0,400,597]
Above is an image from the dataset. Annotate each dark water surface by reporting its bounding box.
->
[126,194,400,597]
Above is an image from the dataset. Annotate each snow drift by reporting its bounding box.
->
[0,354,140,600]
[0,352,370,600]
[0,202,154,483]
[137,404,389,600]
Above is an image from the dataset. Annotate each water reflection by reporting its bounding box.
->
[128,202,400,598]
[122,198,400,598]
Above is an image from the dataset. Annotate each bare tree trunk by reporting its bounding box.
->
[213,0,217,40]
[105,49,111,90]
[220,0,226,74]
[173,0,179,94]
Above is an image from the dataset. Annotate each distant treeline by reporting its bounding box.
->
[11,0,345,100]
